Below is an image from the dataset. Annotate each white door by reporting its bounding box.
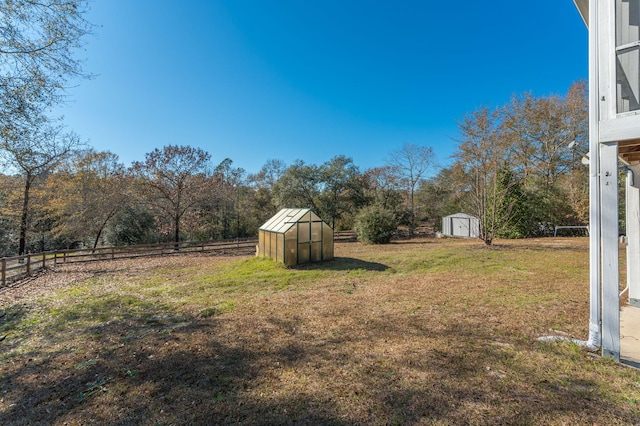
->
[452,217,470,237]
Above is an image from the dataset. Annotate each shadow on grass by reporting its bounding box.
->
[517,241,590,252]
[291,257,389,272]
[0,304,30,352]
[1,293,636,425]
[0,301,348,425]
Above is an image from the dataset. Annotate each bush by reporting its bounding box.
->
[354,206,397,244]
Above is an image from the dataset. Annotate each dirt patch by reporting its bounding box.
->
[0,253,246,306]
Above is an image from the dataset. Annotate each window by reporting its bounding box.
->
[616,0,640,113]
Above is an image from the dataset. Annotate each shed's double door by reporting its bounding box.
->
[297,220,324,263]
[452,217,472,237]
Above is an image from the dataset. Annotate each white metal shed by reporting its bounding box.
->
[442,213,480,238]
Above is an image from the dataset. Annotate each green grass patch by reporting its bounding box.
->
[48,294,156,325]
[2,238,640,425]
[199,301,235,317]
[194,258,317,289]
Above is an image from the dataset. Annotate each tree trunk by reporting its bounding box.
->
[92,209,119,251]
[92,229,102,253]
[409,188,415,237]
[174,214,180,250]
[18,172,32,256]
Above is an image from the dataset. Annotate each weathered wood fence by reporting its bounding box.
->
[1,232,359,286]
[0,238,258,287]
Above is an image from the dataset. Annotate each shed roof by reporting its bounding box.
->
[443,212,478,220]
[259,208,314,234]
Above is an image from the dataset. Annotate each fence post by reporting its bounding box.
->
[1,258,5,286]
[111,247,115,260]
[54,251,57,265]
[26,254,31,276]
[42,252,46,271]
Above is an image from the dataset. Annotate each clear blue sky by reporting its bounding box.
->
[56,0,588,175]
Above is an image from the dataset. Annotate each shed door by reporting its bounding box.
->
[297,222,311,264]
[452,217,470,237]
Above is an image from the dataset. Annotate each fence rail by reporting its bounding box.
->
[334,231,357,242]
[1,238,258,287]
[1,232,363,287]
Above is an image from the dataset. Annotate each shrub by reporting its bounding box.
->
[354,206,397,244]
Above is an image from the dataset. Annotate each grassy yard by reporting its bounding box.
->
[1,237,639,425]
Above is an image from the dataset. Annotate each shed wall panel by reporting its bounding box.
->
[285,229,297,266]
[323,224,334,260]
[258,230,265,257]
[298,222,310,243]
[311,221,322,241]
[277,234,284,263]
[442,217,452,235]
[298,243,310,264]
[269,232,277,257]
[311,242,322,262]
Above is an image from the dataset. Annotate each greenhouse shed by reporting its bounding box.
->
[258,208,334,266]
[442,213,480,238]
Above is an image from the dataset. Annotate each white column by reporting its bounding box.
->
[587,0,602,350]
[600,142,620,361]
[627,163,640,307]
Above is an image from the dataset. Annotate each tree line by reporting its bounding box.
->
[0,143,429,254]
[0,80,589,255]
[0,1,590,255]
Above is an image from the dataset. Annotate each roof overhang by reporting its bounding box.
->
[574,0,588,28]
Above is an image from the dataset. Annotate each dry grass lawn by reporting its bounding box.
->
[1,237,639,425]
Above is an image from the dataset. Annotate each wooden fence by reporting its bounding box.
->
[0,238,258,287]
[0,232,359,287]
[334,231,357,242]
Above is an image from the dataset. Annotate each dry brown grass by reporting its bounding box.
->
[1,237,639,425]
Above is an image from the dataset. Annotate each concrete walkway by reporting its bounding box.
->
[621,305,640,367]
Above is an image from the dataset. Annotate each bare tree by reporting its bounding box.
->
[454,107,517,245]
[503,82,588,189]
[362,166,400,209]
[386,143,436,235]
[0,1,92,255]
[131,145,211,245]
[0,0,92,112]
[212,158,246,239]
[0,120,82,254]
[249,159,286,191]
[45,149,129,250]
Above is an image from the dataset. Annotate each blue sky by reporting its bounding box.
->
[56,1,588,176]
